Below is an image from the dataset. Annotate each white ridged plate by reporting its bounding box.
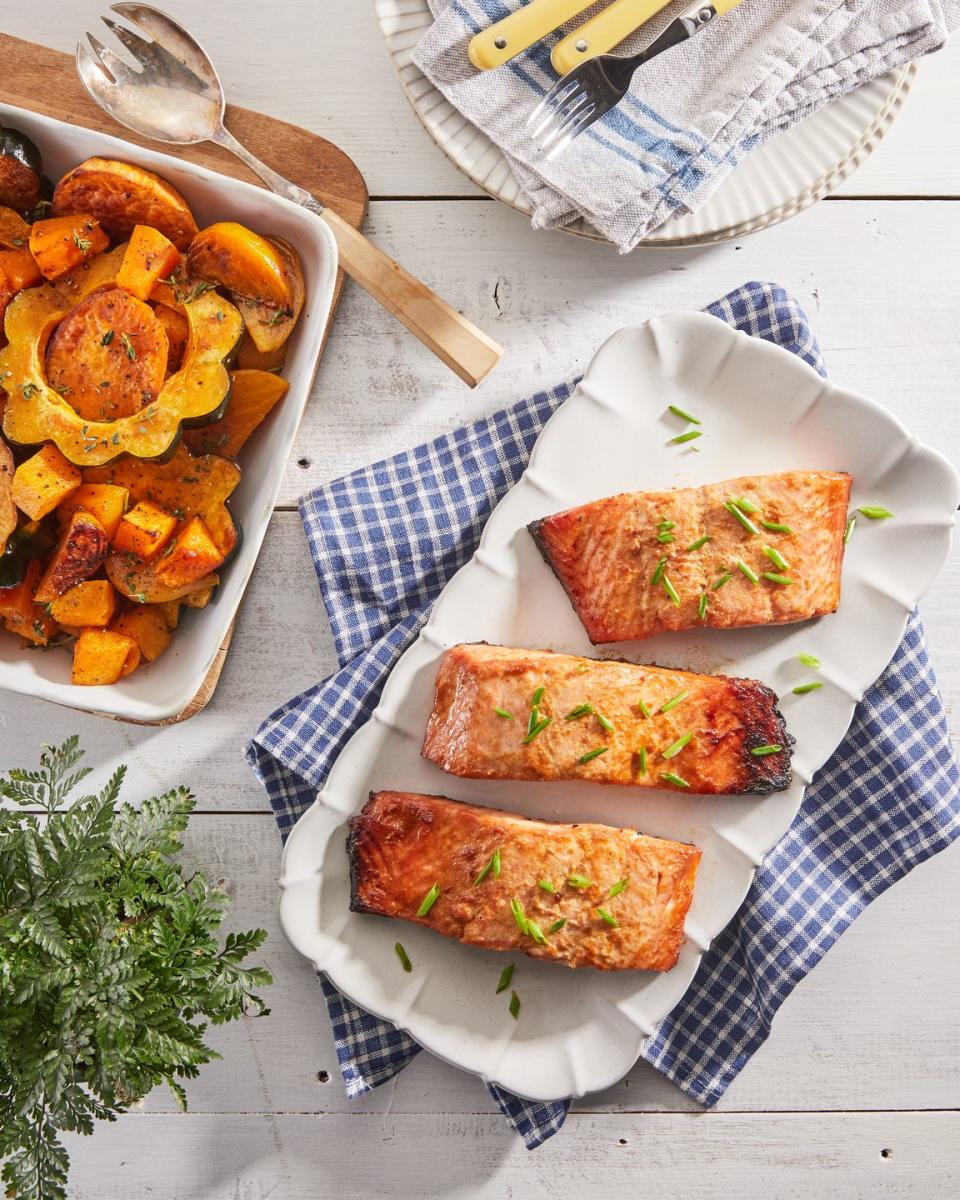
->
[373,0,914,247]
[279,313,959,1101]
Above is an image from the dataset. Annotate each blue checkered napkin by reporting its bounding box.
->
[248,281,960,1149]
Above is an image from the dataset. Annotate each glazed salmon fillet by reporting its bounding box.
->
[422,644,792,795]
[528,470,852,643]
[349,791,702,971]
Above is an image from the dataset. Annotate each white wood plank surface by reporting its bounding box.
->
[1,2,959,1195]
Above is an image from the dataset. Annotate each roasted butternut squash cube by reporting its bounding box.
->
[29,214,109,281]
[181,585,216,609]
[49,579,117,628]
[111,605,172,662]
[0,559,57,644]
[184,369,289,458]
[12,445,82,520]
[113,500,178,561]
[115,224,182,302]
[155,599,181,630]
[57,483,129,541]
[0,246,42,292]
[155,517,222,589]
[71,627,140,685]
[34,509,109,603]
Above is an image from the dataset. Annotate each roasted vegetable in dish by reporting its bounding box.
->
[0,151,306,686]
[530,470,852,643]
[349,791,702,972]
[422,643,793,795]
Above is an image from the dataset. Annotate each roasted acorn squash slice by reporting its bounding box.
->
[0,283,243,466]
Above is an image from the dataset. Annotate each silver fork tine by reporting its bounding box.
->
[538,95,593,149]
[101,15,153,61]
[525,78,579,131]
[111,3,220,89]
[85,32,139,84]
[545,105,600,161]
[528,85,586,139]
[101,13,210,91]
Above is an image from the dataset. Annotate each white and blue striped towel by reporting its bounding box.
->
[248,282,960,1149]
[413,0,959,249]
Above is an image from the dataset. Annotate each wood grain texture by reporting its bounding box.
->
[59,1111,960,1198]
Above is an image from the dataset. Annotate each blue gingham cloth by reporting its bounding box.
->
[414,0,959,250]
[248,281,960,1149]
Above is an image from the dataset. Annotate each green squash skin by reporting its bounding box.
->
[0,286,244,468]
[0,522,57,589]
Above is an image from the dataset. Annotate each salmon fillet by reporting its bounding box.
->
[529,470,852,643]
[422,643,792,795]
[349,791,702,971]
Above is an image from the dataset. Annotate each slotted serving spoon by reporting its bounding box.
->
[77,3,502,388]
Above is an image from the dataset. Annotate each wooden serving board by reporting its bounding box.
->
[0,33,368,725]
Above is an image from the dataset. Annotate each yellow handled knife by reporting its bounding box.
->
[468,0,597,70]
[551,0,675,75]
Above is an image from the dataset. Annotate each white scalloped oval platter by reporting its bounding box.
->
[373,0,914,247]
[280,312,958,1101]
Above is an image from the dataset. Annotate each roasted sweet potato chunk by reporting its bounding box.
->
[0,247,41,292]
[188,227,304,353]
[0,206,31,250]
[57,483,129,541]
[11,445,82,520]
[71,627,140,685]
[151,302,189,374]
[155,517,223,588]
[0,559,58,645]
[44,286,169,422]
[112,500,177,561]
[33,509,109,603]
[0,436,15,555]
[49,579,116,627]
[184,369,289,458]
[106,551,219,604]
[29,215,109,281]
[115,225,181,301]
[111,604,172,662]
[53,158,199,250]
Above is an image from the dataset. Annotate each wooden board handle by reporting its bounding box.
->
[321,209,503,388]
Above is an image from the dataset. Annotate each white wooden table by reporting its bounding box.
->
[4,3,959,1195]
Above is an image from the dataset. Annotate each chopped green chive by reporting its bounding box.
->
[857,505,893,520]
[510,897,528,934]
[657,520,676,531]
[522,717,552,745]
[548,918,567,934]
[567,875,592,890]
[659,689,688,715]
[725,500,760,536]
[797,653,821,669]
[527,686,545,733]
[651,557,667,586]
[751,744,783,756]
[474,849,501,886]
[637,697,652,718]
[844,515,856,543]
[494,706,514,720]
[531,686,545,706]
[762,572,792,586]
[686,535,712,552]
[760,520,793,535]
[574,663,589,673]
[596,907,619,929]
[697,593,708,621]
[596,711,616,733]
[496,963,515,994]
[711,571,732,590]
[763,545,790,570]
[538,879,557,893]
[792,681,823,695]
[637,745,647,775]
[661,575,681,607]
[608,878,629,898]
[661,731,694,760]
[564,703,594,720]
[395,942,412,972]
[578,747,609,765]
[734,496,760,514]
[669,430,702,445]
[660,771,690,789]
[668,405,701,424]
[736,559,759,584]
[657,531,676,544]
[526,919,547,946]
[416,883,440,917]
[509,991,521,1020]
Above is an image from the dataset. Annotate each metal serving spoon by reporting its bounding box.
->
[77,4,502,388]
